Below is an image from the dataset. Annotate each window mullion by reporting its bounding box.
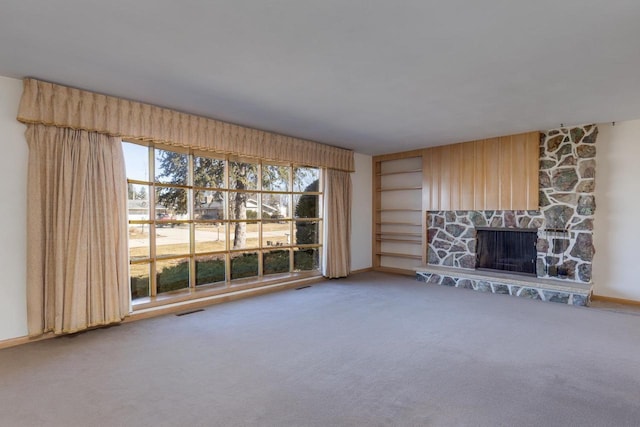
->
[188,152,195,290]
[149,145,157,297]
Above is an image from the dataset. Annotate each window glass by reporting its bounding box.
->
[263,164,290,191]
[155,148,188,185]
[294,221,320,245]
[194,190,225,220]
[231,252,259,280]
[128,225,150,260]
[229,161,258,190]
[195,223,226,253]
[123,142,149,182]
[262,220,291,248]
[293,194,319,218]
[156,258,190,294]
[293,167,319,192]
[264,250,290,275]
[156,187,188,218]
[194,157,225,188]
[196,255,226,286]
[294,248,319,271]
[155,222,190,257]
[261,193,290,219]
[127,183,150,220]
[130,263,150,299]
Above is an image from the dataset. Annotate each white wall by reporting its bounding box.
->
[0,76,28,340]
[593,120,640,301]
[350,152,372,271]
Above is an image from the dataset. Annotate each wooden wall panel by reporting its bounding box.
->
[484,137,501,209]
[421,131,539,211]
[498,136,512,209]
[510,133,528,209]
[460,141,475,210]
[473,140,485,209]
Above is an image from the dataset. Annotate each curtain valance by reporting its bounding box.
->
[17,78,354,172]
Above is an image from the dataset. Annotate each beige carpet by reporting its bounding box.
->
[1,271,640,426]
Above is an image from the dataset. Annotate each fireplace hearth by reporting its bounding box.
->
[475,227,538,276]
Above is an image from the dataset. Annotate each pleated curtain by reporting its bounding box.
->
[322,169,352,278]
[26,124,130,336]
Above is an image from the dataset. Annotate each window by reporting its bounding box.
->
[123,142,322,301]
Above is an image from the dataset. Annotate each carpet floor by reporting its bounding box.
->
[1,272,640,426]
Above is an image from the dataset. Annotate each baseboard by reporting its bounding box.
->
[373,266,416,276]
[350,267,373,275]
[0,332,55,350]
[591,294,640,307]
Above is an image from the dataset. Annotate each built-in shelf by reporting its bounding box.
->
[377,186,422,192]
[376,252,422,260]
[376,232,422,237]
[376,238,422,244]
[373,154,425,271]
[376,169,422,177]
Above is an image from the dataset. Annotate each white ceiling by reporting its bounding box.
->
[1,1,640,155]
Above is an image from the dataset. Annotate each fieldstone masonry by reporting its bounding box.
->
[422,125,597,304]
[416,271,590,306]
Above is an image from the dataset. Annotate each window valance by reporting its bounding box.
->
[17,78,354,172]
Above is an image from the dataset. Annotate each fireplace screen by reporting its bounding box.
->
[475,228,537,276]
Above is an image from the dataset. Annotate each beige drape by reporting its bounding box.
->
[17,79,355,172]
[322,169,352,278]
[26,124,130,336]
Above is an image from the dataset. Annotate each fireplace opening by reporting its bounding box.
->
[475,227,538,276]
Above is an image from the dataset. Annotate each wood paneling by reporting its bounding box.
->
[422,131,539,211]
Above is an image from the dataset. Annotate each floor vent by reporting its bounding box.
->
[295,285,312,290]
[176,309,204,317]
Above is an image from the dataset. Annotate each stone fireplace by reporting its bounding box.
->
[417,125,597,305]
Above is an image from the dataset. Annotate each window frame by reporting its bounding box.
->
[124,141,323,304]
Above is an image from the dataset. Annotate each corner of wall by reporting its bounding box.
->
[350,152,373,271]
[0,75,29,341]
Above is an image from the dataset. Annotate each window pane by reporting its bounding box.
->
[128,183,150,220]
[196,255,226,286]
[294,248,319,271]
[294,167,319,192]
[230,222,259,250]
[262,164,290,191]
[156,187,188,218]
[156,223,190,257]
[194,190,225,220]
[195,223,227,253]
[129,224,150,260]
[123,142,149,182]
[264,250,290,275]
[261,193,290,219]
[231,252,258,280]
[293,194,319,218]
[262,220,291,247]
[229,161,258,190]
[294,221,320,245]
[157,258,190,293]
[130,263,150,299]
[229,192,256,220]
[194,157,225,188]
[155,148,188,185]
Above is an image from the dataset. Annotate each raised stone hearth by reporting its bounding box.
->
[416,265,591,306]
